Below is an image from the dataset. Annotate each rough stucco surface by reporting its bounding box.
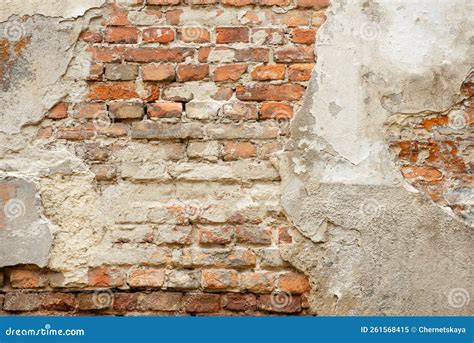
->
[279,0,473,315]
[0,0,472,316]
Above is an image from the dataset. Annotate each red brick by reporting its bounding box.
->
[77,293,113,310]
[259,0,290,5]
[235,48,270,62]
[80,30,103,43]
[41,293,76,311]
[142,64,176,82]
[279,273,310,294]
[216,27,249,44]
[177,27,210,43]
[10,269,42,288]
[125,48,193,62]
[47,102,68,120]
[222,0,255,6]
[420,116,449,130]
[166,9,183,25]
[258,294,302,313]
[75,103,107,119]
[212,87,234,101]
[113,293,138,312]
[88,63,104,80]
[214,64,247,82]
[143,28,175,43]
[223,293,257,311]
[236,226,272,245]
[88,82,139,100]
[186,0,217,4]
[288,63,314,81]
[198,226,234,245]
[274,46,315,62]
[148,0,180,4]
[105,26,139,44]
[202,269,238,290]
[240,272,277,292]
[4,293,41,312]
[260,102,293,120]
[177,64,209,81]
[109,102,144,119]
[236,84,305,101]
[138,292,183,311]
[292,28,316,44]
[198,47,211,62]
[223,142,256,160]
[148,102,182,119]
[88,266,125,287]
[128,268,165,288]
[108,6,129,26]
[278,227,292,244]
[88,47,124,63]
[400,166,443,182]
[184,293,221,313]
[251,64,285,81]
[297,0,330,8]
[267,10,311,27]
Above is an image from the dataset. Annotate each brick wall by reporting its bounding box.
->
[0,0,329,315]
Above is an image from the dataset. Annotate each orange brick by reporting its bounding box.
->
[124,47,193,62]
[251,64,285,81]
[177,27,210,43]
[292,28,316,44]
[177,64,209,81]
[88,266,125,287]
[279,272,310,294]
[236,84,304,101]
[236,226,272,245]
[88,82,139,101]
[10,269,42,288]
[105,26,139,44]
[129,268,165,288]
[142,64,176,82]
[75,103,107,119]
[148,102,183,119]
[222,0,255,6]
[214,64,247,82]
[223,142,256,160]
[143,28,175,43]
[240,272,276,293]
[47,102,68,120]
[216,27,249,44]
[297,0,330,8]
[288,63,314,81]
[202,269,238,290]
[400,166,443,182]
[259,0,290,5]
[260,102,293,120]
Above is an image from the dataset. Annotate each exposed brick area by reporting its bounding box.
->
[0,0,329,316]
[388,71,474,224]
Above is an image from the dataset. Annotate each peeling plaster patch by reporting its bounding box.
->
[280,0,473,315]
[0,0,106,22]
[0,177,52,267]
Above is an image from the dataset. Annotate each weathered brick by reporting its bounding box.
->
[251,64,285,81]
[142,64,176,82]
[278,227,293,244]
[109,102,144,119]
[279,272,311,294]
[177,64,209,81]
[47,102,68,120]
[274,46,315,63]
[223,142,257,160]
[10,268,43,288]
[125,47,193,62]
[75,103,107,119]
[78,292,114,310]
[128,268,165,288]
[91,164,117,181]
[148,102,182,119]
[192,248,256,268]
[186,101,221,120]
[297,0,330,8]
[105,63,138,81]
[177,27,210,43]
[252,28,285,45]
[41,293,76,311]
[223,102,258,121]
[240,272,277,292]
[292,28,317,44]
[237,226,272,245]
[202,269,238,290]
[138,292,183,311]
[131,122,204,139]
[4,293,41,312]
[105,26,139,43]
[214,64,247,82]
[166,270,201,289]
[187,141,220,161]
[143,27,175,43]
[205,122,279,140]
[88,82,139,100]
[155,225,193,245]
[260,102,293,120]
[113,293,138,312]
[184,293,221,313]
[258,294,302,313]
[222,0,255,6]
[400,166,443,182]
[216,27,249,44]
[259,0,291,5]
[88,63,104,80]
[236,84,305,101]
[235,48,270,62]
[88,46,124,63]
[88,266,125,287]
[198,225,234,245]
[148,0,180,4]
[223,293,257,311]
[288,63,314,81]
[257,248,288,268]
